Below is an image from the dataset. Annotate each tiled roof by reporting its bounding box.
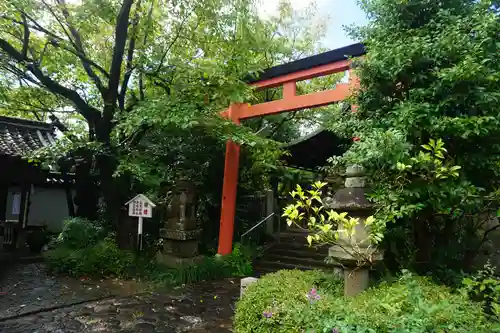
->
[0,116,56,156]
[246,43,366,83]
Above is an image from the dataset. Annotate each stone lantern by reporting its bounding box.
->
[325,165,383,296]
[157,179,203,267]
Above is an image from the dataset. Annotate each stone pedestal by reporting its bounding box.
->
[240,277,259,298]
[344,269,369,297]
[157,179,204,268]
[325,165,383,297]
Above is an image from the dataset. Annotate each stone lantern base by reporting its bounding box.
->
[156,253,204,267]
[156,228,204,268]
[328,245,384,297]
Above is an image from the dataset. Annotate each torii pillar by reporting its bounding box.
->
[217,49,362,255]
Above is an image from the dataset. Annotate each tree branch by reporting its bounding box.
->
[7,8,62,43]
[107,1,134,97]
[480,223,500,246]
[153,13,191,74]
[21,14,30,58]
[41,0,76,46]
[2,12,110,78]
[54,0,107,96]
[119,0,143,111]
[0,38,26,62]
[49,114,70,132]
[139,72,145,100]
[0,37,100,123]
[49,41,110,78]
[37,40,50,66]
[138,0,155,102]
[105,0,134,122]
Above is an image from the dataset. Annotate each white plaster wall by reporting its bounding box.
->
[5,186,22,222]
[5,186,75,232]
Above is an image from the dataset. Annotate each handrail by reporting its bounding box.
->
[240,212,275,243]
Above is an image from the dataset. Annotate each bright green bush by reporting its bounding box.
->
[56,217,106,249]
[234,270,498,333]
[45,236,134,278]
[45,238,253,283]
[223,243,254,276]
[336,272,495,333]
[234,269,343,333]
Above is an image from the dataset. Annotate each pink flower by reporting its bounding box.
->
[352,136,361,142]
[306,288,321,303]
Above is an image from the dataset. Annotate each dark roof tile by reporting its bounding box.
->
[247,43,366,83]
[0,116,56,156]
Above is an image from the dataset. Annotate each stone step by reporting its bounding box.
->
[276,230,309,240]
[253,260,319,273]
[262,254,330,268]
[269,248,329,261]
[270,241,330,254]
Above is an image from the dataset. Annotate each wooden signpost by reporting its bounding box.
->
[125,194,156,251]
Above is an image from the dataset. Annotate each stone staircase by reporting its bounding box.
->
[253,228,331,276]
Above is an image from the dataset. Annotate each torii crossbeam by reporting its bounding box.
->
[217,43,366,255]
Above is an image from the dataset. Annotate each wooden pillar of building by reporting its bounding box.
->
[0,183,7,251]
[15,183,31,250]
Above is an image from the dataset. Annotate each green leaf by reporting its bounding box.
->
[421,144,432,151]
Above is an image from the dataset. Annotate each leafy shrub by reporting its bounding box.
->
[223,243,253,276]
[56,217,106,249]
[45,239,253,284]
[335,272,494,333]
[174,243,253,284]
[234,269,343,333]
[234,270,497,333]
[463,261,500,317]
[45,236,134,278]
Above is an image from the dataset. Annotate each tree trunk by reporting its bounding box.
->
[73,154,99,220]
[94,105,135,249]
[96,152,134,249]
[414,216,433,272]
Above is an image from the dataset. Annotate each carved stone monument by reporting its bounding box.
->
[325,165,383,296]
[157,179,203,267]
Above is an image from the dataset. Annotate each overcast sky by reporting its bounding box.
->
[259,0,368,50]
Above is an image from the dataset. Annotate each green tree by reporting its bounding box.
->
[116,0,334,247]
[0,0,331,247]
[327,0,500,275]
[0,0,279,240]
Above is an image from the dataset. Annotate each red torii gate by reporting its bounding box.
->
[217,43,366,255]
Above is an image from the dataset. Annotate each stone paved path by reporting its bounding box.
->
[0,263,238,333]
